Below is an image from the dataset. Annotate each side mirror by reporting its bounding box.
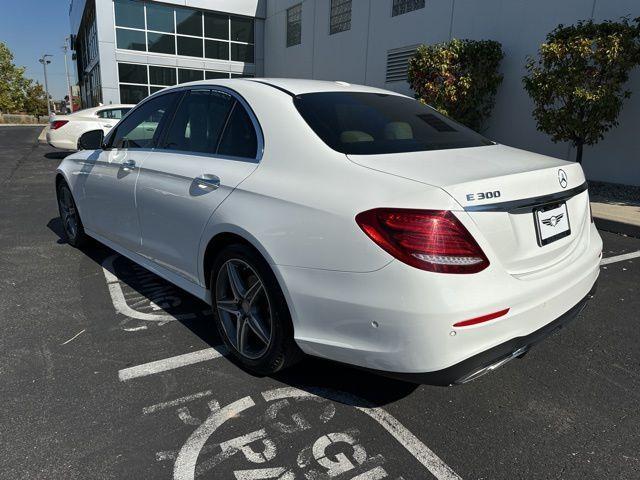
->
[78,129,104,150]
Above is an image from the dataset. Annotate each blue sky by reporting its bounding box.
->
[1,0,74,100]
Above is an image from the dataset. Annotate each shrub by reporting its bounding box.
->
[523,17,640,164]
[408,39,504,131]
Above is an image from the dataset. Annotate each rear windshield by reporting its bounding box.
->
[293,92,492,155]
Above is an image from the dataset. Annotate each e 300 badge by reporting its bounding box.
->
[466,190,501,202]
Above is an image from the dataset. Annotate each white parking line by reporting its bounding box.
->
[601,250,640,265]
[118,346,227,382]
[143,390,214,414]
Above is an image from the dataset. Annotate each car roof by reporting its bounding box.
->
[174,78,405,97]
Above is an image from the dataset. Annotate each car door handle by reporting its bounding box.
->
[103,124,113,128]
[195,175,220,190]
[122,159,136,171]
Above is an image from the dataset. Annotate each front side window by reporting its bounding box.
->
[161,90,235,154]
[111,92,179,149]
[330,0,352,35]
[294,92,492,155]
[286,4,302,47]
[392,0,426,17]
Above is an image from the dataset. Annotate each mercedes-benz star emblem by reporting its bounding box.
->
[558,169,568,189]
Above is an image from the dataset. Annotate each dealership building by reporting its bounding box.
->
[70,0,639,186]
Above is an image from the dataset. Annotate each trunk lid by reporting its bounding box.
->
[348,144,590,275]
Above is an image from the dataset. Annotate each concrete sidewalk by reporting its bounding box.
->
[590,181,640,238]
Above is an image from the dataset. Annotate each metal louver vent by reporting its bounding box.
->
[385,45,419,83]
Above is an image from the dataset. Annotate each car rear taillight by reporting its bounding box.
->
[50,120,68,130]
[355,208,489,274]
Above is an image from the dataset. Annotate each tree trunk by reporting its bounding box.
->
[575,141,584,164]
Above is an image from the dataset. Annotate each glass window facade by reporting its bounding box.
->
[114,1,255,63]
[286,4,302,47]
[330,0,351,35]
[117,62,253,104]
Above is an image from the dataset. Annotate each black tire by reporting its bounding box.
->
[56,180,88,248]
[210,243,302,374]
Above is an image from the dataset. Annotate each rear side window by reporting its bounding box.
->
[97,108,131,119]
[293,92,492,155]
[161,90,234,154]
[217,103,258,159]
[110,92,178,149]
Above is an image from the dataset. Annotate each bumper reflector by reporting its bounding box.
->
[454,308,510,327]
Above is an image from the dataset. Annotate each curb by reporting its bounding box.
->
[594,217,640,239]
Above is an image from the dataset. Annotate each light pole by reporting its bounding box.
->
[38,54,53,117]
[62,39,73,113]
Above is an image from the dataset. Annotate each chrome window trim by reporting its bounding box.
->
[463,182,589,213]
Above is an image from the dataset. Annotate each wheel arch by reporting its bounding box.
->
[200,227,299,330]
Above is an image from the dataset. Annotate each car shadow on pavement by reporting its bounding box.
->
[44,151,74,160]
[47,217,420,406]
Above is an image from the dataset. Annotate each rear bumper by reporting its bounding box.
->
[381,281,597,385]
[46,130,76,150]
[279,222,602,377]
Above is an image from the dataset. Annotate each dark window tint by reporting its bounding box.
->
[231,43,254,63]
[218,103,258,158]
[148,32,175,54]
[118,63,147,84]
[293,92,492,155]
[119,84,148,105]
[205,39,229,60]
[146,3,174,32]
[205,13,229,39]
[114,0,144,29]
[162,90,234,154]
[205,71,229,79]
[178,68,204,84]
[150,66,176,86]
[116,28,146,51]
[97,108,131,119]
[177,36,203,57]
[231,17,254,43]
[176,8,202,36]
[112,92,178,149]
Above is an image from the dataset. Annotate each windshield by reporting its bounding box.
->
[293,92,492,155]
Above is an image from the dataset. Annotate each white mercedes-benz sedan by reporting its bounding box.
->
[55,79,601,384]
[47,104,134,150]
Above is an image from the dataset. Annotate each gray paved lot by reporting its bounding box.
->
[1,126,639,479]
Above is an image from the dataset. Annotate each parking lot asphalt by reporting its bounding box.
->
[1,126,639,480]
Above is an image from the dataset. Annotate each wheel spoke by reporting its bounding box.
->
[244,279,263,307]
[217,299,241,316]
[247,313,270,345]
[236,317,249,354]
[226,262,245,300]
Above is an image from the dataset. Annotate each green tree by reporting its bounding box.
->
[408,39,504,131]
[0,42,29,113]
[523,18,640,164]
[23,81,48,116]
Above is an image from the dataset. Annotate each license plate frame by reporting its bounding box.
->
[533,202,571,247]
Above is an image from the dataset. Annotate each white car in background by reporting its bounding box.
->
[55,79,602,385]
[46,104,134,150]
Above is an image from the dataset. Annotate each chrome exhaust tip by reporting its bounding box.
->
[455,346,529,385]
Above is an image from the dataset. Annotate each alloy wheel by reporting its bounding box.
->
[58,186,78,240]
[215,258,273,359]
